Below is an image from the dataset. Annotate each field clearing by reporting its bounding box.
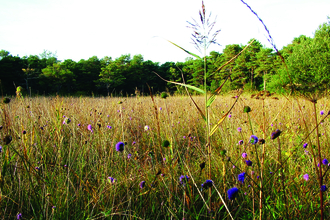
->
[0,94,330,219]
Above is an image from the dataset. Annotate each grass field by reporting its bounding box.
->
[0,94,329,219]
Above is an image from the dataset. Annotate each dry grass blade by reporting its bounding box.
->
[177,65,206,121]
[209,92,242,137]
[213,185,234,220]
[207,39,255,108]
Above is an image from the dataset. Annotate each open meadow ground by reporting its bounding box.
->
[0,94,330,219]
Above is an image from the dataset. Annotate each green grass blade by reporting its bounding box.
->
[153,71,205,94]
[167,40,202,60]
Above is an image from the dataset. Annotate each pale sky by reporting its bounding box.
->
[0,0,329,64]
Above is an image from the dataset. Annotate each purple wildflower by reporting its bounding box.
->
[303,174,309,181]
[87,124,93,132]
[63,118,71,125]
[227,187,239,200]
[139,181,146,189]
[321,185,327,192]
[201,179,213,190]
[242,152,247,158]
[322,159,329,165]
[320,110,325,115]
[179,175,189,186]
[108,177,116,183]
[115,142,125,152]
[238,172,246,184]
[303,143,308,148]
[245,160,253,166]
[238,140,243,145]
[249,135,258,145]
[237,127,242,132]
[17,213,22,220]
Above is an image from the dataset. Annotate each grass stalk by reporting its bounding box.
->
[313,102,324,220]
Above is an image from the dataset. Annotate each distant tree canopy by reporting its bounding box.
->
[0,18,329,96]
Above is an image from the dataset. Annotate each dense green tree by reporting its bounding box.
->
[255,48,275,90]
[0,50,10,60]
[41,62,75,94]
[0,55,24,94]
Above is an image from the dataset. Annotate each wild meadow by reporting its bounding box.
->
[0,0,329,219]
[0,93,329,219]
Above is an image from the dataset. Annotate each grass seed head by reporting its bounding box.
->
[3,97,11,104]
[160,92,168,99]
[162,140,170,147]
[243,106,251,113]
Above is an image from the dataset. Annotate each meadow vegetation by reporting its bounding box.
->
[0,94,329,219]
[1,1,330,219]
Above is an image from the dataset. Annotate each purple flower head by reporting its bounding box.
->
[179,175,189,186]
[139,181,146,189]
[321,185,327,192]
[0,146,2,153]
[237,127,242,132]
[128,154,132,159]
[303,174,309,181]
[238,172,246,184]
[228,114,232,118]
[249,135,258,145]
[78,123,81,126]
[303,143,308,148]
[144,125,150,131]
[107,125,112,129]
[245,160,253,166]
[242,152,247,158]
[227,187,239,200]
[87,124,93,131]
[320,110,325,115]
[17,213,22,220]
[159,107,162,110]
[271,129,281,140]
[201,179,213,190]
[63,118,71,125]
[108,177,116,183]
[115,142,125,152]
[238,140,244,145]
[322,159,329,165]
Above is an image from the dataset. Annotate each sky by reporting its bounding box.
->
[0,0,329,64]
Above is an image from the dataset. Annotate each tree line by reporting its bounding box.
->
[0,18,329,97]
